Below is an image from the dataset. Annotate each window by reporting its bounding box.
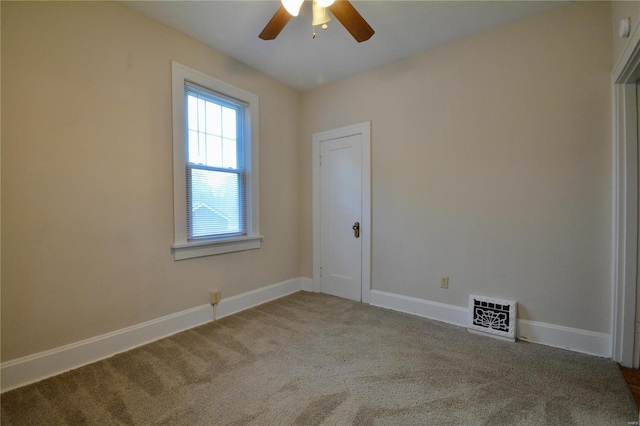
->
[171,62,261,260]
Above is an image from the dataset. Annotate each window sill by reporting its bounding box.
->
[171,235,263,260]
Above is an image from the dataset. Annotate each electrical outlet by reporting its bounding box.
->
[440,277,449,289]
[210,290,222,304]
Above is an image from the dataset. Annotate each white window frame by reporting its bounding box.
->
[171,62,261,260]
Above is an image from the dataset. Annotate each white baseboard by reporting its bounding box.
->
[0,304,214,393]
[1,277,305,393]
[517,319,611,358]
[215,277,304,319]
[370,290,468,327]
[2,283,611,393]
[369,290,611,358]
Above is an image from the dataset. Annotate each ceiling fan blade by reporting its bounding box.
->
[259,6,293,40]
[328,0,374,43]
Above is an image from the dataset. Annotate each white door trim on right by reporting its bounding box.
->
[612,17,640,367]
[312,122,371,304]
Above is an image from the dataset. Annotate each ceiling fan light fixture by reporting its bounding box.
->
[312,1,331,27]
[281,0,304,17]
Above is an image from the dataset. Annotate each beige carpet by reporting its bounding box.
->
[1,291,636,425]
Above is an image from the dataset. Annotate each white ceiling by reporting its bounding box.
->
[124,1,568,92]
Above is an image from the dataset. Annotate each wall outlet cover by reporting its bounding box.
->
[210,290,222,304]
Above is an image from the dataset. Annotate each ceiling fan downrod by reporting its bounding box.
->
[259,0,374,43]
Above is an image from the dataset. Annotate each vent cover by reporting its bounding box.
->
[468,295,517,342]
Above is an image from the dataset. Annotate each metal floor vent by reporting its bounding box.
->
[468,294,517,342]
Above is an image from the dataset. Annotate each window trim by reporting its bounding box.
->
[171,62,261,260]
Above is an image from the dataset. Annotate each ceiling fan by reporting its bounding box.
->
[259,0,374,43]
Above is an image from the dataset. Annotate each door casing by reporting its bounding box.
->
[312,122,371,303]
[612,20,640,366]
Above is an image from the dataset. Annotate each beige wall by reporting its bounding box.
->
[1,2,301,361]
[613,1,640,67]
[301,2,612,332]
[1,0,617,363]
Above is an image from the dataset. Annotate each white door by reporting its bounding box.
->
[319,134,362,301]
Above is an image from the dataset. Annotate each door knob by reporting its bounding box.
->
[352,221,360,238]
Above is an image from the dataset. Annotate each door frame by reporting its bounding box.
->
[612,20,640,367]
[312,122,371,303]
